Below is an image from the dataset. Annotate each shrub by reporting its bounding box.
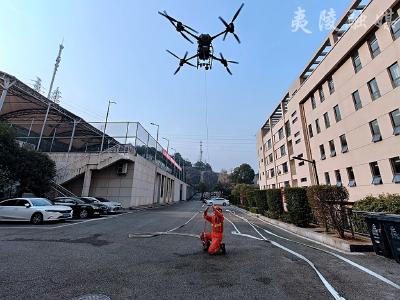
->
[255,190,268,214]
[246,189,257,208]
[285,187,312,227]
[249,207,259,214]
[307,185,349,238]
[266,189,282,219]
[354,194,400,214]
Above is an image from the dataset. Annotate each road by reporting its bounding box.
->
[0,200,399,300]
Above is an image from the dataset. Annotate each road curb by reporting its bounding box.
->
[241,209,373,253]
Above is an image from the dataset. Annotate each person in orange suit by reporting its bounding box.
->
[200,205,225,255]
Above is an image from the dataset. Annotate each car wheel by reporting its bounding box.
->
[79,209,89,219]
[223,203,227,206]
[31,213,43,225]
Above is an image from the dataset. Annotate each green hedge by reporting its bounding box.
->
[285,187,312,227]
[353,194,400,214]
[255,190,268,214]
[246,189,257,208]
[249,207,259,214]
[266,189,282,219]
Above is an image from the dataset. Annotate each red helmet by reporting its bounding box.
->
[214,205,222,212]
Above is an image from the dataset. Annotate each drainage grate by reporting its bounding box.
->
[71,294,111,300]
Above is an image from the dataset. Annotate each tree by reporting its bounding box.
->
[230,163,255,184]
[196,182,208,200]
[0,122,56,198]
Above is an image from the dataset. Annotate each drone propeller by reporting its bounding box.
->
[219,53,238,75]
[219,3,244,43]
[159,10,198,44]
[166,50,196,75]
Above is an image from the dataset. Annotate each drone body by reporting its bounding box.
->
[159,3,244,75]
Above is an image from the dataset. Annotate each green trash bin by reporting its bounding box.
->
[380,214,400,264]
[365,213,393,258]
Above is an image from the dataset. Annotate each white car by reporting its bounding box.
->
[206,197,230,206]
[95,197,123,213]
[0,198,72,225]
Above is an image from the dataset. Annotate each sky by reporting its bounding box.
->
[0,0,351,172]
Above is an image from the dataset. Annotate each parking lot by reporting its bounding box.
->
[1,201,400,300]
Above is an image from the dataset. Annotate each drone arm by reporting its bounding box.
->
[211,30,227,41]
[186,53,199,62]
[182,29,199,41]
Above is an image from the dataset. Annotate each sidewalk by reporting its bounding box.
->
[241,209,373,253]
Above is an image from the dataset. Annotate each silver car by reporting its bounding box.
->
[206,197,230,206]
[0,198,72,225]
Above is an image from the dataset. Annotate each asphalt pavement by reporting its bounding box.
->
[0,200,400,300]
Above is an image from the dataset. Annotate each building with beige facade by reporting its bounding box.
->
[256,0,400,202]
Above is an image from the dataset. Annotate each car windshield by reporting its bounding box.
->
[30,199,52,206]
[97,198,109,202]
[80,198,96,204]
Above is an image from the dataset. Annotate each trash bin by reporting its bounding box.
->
[365,213,393,258]
[380,214,400,264]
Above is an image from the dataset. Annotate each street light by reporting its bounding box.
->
[150,122,159,142]
[292,156,320,185]
[162,137,170,153]
[100,100,116,152]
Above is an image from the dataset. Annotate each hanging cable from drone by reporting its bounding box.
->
[159,3,244,75]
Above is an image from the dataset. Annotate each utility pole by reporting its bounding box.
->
[100,100,116,152]
[199,141,203,162]
[150,122,160,162]
[162,137,170,153]
[37,42,64,151]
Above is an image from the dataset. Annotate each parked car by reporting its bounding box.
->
[95,197,123,213]
[78,197,108,215]
[0,198,72,225]
[206,197,230,206]
[54,197,107,219]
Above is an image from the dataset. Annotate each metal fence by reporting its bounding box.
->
[8,121,186,182]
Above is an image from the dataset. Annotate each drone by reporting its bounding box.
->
[159,3,244,75]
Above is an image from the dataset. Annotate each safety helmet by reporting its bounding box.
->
[214,205,222,212]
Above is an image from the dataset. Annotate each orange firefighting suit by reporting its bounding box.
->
[202,205,224,254]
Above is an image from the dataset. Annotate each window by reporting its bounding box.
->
[280,145,286,156]
[335,170,342,187]
[391,10,400,39]
[311,95,316,109]
[352,51,362,73]
[333,105,341,122]
[390,109,400,135]
[370,162,382,185]
[319,87,325,102]
[295,139,301,144]
[329,140,336,157]
[282,162,288,173]
[301,178,307,183]
[291,111,297,118]
[368,34,380,58]
[308,124,314,138]
[368,78,381,100]
[285,121,291,137]
[328,77,335,94]
[369,119,382,142]
[347,167,356,187]
[323,112,330,129]
[294,131,300,138]
[352,90,362,111]
[272,184,276,189]
[315,119,321,134]
[390,156,400,183]
[278,127,284,140]
[269,153,273,164]
[270,168,275,178]
[292,117,298,124]
[389,62,400,88]
[298,154,305,166]
[284,181,290,188]
[325,172,331,185]
[267,139,272,149]
[340,134,348,153]
[319,144,326,160]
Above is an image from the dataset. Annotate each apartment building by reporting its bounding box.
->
[256,0,400,201]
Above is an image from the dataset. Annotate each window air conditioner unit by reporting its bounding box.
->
[117,162,128,175]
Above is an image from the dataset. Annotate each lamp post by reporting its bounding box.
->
[150,122,160,162]
[292,156,320,185]
[162,137,170,153]
[100,100,116,152]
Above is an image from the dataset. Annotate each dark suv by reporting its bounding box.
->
[54,197,107,219]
